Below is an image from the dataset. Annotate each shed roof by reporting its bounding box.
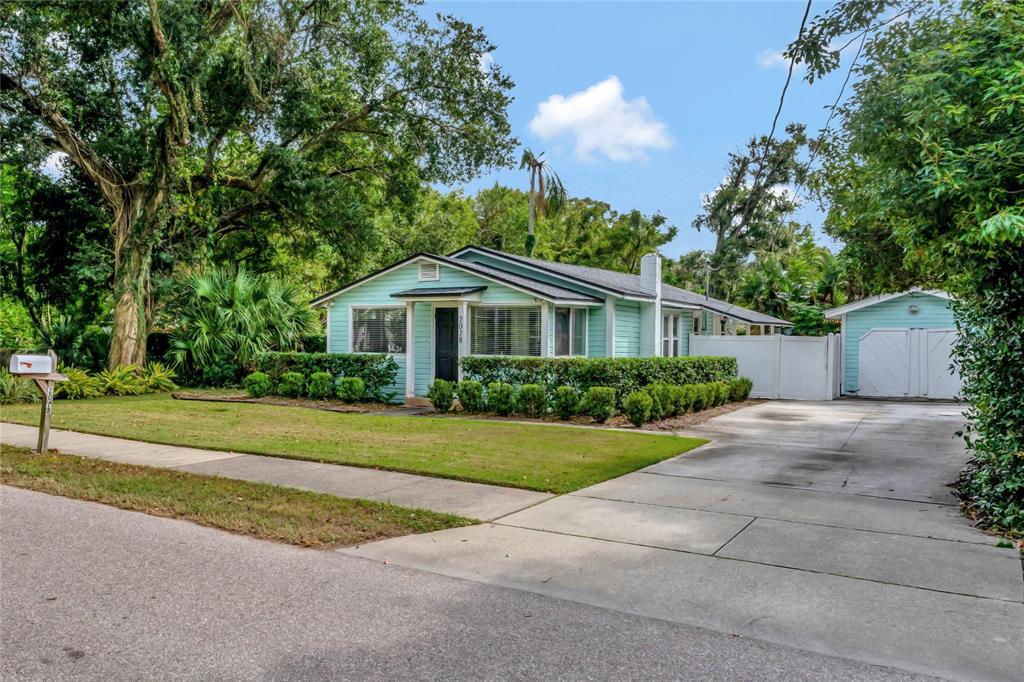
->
[824,289,953,319]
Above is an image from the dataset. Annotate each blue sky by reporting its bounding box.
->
[428,1,846,258]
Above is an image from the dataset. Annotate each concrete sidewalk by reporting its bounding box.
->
[0,422,551,520]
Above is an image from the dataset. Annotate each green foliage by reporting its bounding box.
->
[427,380,455,414]
[690,384,713,412]
[712,381,731,407]
[460,356,738,405]
[142,363,178,392]
[251,352,399,403]
[277,372,306,398]
[242,372,273,399]
[456,380,486,413]
[0,298,39,349]
[623,391,654,427]
[0,370,39,404]
[168,269,317,385]
[517,384,549,418]
[582,387,617,423]
[680,385,698,413]
[306,372,335,400]
[486,382,516,416]
[54,366,103,400]
[552,386,580,420]
[646,383,679,420]
[729,377,753,402]
[97,365,147,396]
[336,377,365,403]
[804,1,1024,536]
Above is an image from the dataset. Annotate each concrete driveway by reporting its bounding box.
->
[347,401,1024,681]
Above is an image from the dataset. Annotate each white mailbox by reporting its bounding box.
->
[8,354,54,375]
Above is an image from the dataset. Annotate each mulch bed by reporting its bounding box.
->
[171,391,398,414]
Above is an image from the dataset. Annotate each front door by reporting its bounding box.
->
[434,308,459,382]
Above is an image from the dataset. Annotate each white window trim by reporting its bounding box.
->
[553,306,589,357]
[348,305,408,355]
[662,313,681,357]
[468,303,544,357]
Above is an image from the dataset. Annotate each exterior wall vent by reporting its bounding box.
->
[418,261,440,281]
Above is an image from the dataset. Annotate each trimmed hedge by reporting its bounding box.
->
[251,352,399,402]
[460,356,737,404]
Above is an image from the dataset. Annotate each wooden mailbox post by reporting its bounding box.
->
[9,350,68,453]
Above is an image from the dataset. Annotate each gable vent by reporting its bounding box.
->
[418,261,440,281]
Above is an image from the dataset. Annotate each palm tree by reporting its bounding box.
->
[519,148,566,255]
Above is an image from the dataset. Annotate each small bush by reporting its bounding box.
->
[427,379,455,413]
[243,371,273,398]
[487,382,516,416]
[623,391,654,427]
[0,370,40,404]
[690,384,711,411]
[142,362,178,392]
[645,383,677,420]
[730,377,753,402]
[456,380,486,413]
[668,385,687,416]
[306,372,335,400]
[252,352,399,402]
[277,371,306,398]
[582,386,617,423]
[98,365,147,396]
[518,384,548,417]
[713,381,731,406]
[55,366,103,400]
[680,384,698,412]
[336,377,365,402]
[553,386,580,420]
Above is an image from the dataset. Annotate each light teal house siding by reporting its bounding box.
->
[614,301,641,357]
[315,248,791,402]
[838,292,954,395]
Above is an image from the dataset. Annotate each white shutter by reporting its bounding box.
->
[471,307,542,356]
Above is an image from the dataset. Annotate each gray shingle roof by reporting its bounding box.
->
[454,246,791,326]
[434,255,602,303]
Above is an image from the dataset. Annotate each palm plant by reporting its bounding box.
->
[168,269,318,383]
[520,149,566,255]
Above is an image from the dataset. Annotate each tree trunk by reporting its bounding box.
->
[107,211,155,369]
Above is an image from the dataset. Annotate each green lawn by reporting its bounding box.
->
[0,444,471,547]
[1,394,705,493]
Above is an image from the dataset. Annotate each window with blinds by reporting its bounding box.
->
[352,307,406,353]
[471,306,542,356]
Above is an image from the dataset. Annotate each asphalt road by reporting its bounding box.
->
[0,486,934,681]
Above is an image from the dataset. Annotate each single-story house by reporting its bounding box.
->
[824,288,960,399]
[312,246,791,403]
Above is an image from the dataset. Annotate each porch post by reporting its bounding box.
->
[458,300,470,380]
[605,296,615,357]
[405,301,415,399]
[540,301,550,357]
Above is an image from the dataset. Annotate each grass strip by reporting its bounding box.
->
[1,394,706,493]
[0,444,473,548]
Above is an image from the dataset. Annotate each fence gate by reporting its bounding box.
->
[689,334,840,400]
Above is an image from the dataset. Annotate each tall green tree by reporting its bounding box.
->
[692,125,809,300]
[798,0,1024,534]
[1,0,515,368]
[519,148,565,256]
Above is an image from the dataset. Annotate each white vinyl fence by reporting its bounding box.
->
[690,333,841,400]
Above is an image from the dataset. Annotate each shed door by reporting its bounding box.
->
[859,329,911,397]
[858,328,959,398]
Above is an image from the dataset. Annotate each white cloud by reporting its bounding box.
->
[756,49,803,72]
[41,152,67,179]
[478,51,494,73]
[528,76,673,162]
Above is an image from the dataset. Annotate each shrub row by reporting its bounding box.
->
[243,371,366,402]
[250,352,399,402]
[426,376,753,425]
[459,356,738,405]
[0,363,178,405]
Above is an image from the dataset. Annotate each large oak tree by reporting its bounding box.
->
[1,0,515,367]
